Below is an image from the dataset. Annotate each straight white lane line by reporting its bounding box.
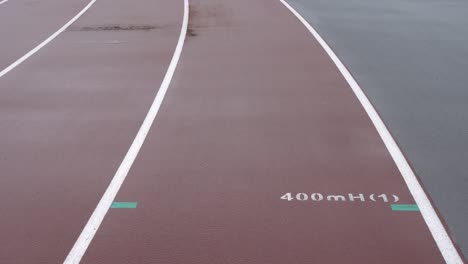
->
[279,1,464,263]
[0,0,96,78]
[63,0,189,263]
[0,0,9,5]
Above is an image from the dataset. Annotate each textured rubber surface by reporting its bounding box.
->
[0,0,462,263]
[0,0,181,262]
[81,0,445,263]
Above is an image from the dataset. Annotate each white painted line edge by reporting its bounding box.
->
[279,0,463,263]
[62,0,189,263]
[0,0,9,5]
[0,0,96,78]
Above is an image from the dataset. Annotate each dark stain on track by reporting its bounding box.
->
[187,5,198,38]
[186,1,234,38]
[187,28,197,37]
[68,24,160,32]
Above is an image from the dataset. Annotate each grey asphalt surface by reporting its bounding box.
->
[287,0,468,258]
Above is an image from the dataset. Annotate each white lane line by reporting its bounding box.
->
[0,0,97,78]
[279,1,464,263]
[0,0,9,5]
[63,0,189,263]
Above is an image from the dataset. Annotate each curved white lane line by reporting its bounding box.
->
[279,1,463,263]
[63,0,189,263]
[0,0,9,5]
[0,0,97,78]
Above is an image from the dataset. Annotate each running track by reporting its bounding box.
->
[0,0,465,263]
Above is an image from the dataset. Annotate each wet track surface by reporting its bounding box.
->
[0,0,466,263]
[0,0,181,262]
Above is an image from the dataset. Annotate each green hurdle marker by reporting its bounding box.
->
[391,204,419,212]
[111,202,138,209]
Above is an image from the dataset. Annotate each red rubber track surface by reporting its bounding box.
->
[0,0,182,262]
[0,0,455,263]
[82,0,445,263]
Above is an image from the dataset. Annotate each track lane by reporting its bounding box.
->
[64,0,189,262]
[0,0,182,262]
[80,0,455,263]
